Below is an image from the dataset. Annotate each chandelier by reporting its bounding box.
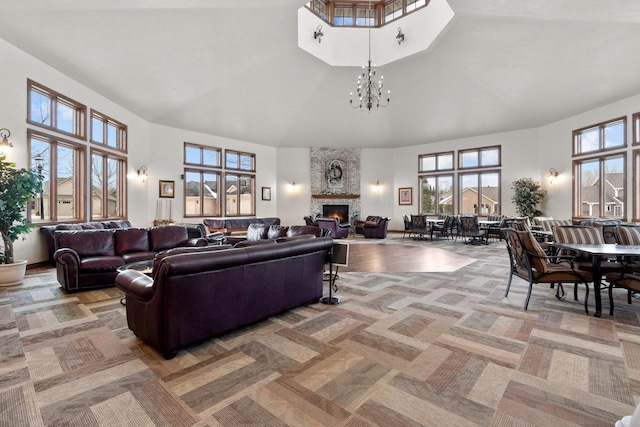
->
[350,2,390,111]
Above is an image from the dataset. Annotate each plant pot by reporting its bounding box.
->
[0,260,28,286]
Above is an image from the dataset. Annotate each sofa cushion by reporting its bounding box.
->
[115,228,149,255]
[56,230,115,257]
[267,225,288,240]
[81,222,107,230]
[56,224,83,230]
[247,223,269,241]
[148,225,189,251]
[286,225,324,237]
[79,255,124,273]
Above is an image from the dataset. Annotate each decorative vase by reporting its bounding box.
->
[0,260,28,286]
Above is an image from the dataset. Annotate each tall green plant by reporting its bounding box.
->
[511,177,546,219]
[0,155,42,264]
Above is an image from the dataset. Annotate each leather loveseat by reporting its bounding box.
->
[225,224,332,246]
[115,236,334,359]
[54,225,206,292]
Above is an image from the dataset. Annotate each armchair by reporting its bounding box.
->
[316,217,350,238]
[362,217,389,239]
[502,228,592,312]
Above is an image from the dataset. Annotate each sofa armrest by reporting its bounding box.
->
[115,270,155,302]
[182,237,208,247]
[54,248,80,266]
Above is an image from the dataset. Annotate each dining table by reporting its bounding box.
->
[551,243,640,317]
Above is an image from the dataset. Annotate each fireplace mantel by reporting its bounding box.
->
[312,194,360,199]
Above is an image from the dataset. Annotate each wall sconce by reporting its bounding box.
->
[0,128,14,156]
[314,25,323,43]
[291,180,297,192]
[396,27,405,45]
[547,168,558,184]
[374,180,381,193]
[137,165,148,183]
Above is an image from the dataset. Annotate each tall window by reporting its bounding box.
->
[572,117,626,219]
[28,79,86,139]
[184,143,222,217]
[91,150,126,220]
[420,174,454,215]
[634,149,640,221]
[459,171,501,215]
[225,150,256,216]
[574,154,625,218]
[28,130,85,222]
[90,109,127,151]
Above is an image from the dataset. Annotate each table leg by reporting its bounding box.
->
[592,253,601,317]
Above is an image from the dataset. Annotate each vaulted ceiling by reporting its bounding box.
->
[0,0,639,148]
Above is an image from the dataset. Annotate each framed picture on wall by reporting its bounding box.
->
[262,186,271,201]
[159,180,175,198]
[398,187,412,205]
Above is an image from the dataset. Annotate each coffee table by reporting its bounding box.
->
[117,260,154,276]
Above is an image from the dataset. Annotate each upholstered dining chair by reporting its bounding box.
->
[410,215,428,241]
[502,228,592,312]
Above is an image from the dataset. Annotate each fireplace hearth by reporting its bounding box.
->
[323,204,349,224]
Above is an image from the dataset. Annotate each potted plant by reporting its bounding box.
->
[0,154,42,286]
[511,177,547,219]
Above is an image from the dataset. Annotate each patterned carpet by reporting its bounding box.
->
[1,234,639,426]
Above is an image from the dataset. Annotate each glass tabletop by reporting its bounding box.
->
[117,260,154,276]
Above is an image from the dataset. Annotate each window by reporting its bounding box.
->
[459,146,500,169]
[419,151,453,172]
[91,149,126,220]
[184,169,221,217]
[574,153,625,218]
[90,109,127,151]
[419,174,453,215]
[573,117,626,156]
[185,143,221,167]
[459,171,501,215]
[356,7,375,26]
[28,130,85,223]
[334,6,354,26]
[306,0,327,20]
[633,112,640,146]
[406,0,426,12]
[225,173,255,216]
[385,0,403,22]
[28,79,86,139]
[184,144,255,217]
[225,150,255,172]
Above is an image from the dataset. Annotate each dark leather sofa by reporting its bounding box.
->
[225,224,332,246]
[355,216,390,239]
[54,225,206,292]
[203,217,280,234]
[115,236,334,359]
[40,220,132,266]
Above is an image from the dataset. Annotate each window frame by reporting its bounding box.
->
[224,172,256,217]
[634,149,640,222]
[418,150,454,173]
[27,79,87,140]
[90,109,128,152]
[572,152,626,220]
[27,129,86,224]
[306,0,428,27]
[458,170,502,216]
[183,167,222,218]
[632,112,640,146]
[458,145,501,170]
[572,116,626,156]
[184,142,222,168]
[90,148,127,221]
[225,149,256,172]
[418,173,454,216]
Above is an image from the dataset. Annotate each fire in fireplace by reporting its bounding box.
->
[323,204,349,224]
